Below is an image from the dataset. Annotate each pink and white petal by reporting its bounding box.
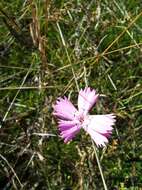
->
[53,96,78,120]
[60,125,81,143]
[58,120,79,131]
[87,128,108,147]
[61,125,80,137]
[85,114,116,134]
[63,132,78,143]
[78,87,99,115]
[103,132,112,138]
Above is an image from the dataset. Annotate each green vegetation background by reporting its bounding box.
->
[0,0,142,189]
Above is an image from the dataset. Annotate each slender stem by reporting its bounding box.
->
[92,140,108,190]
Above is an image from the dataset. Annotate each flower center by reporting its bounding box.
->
[74,111,85,124]
[78,115,84,124]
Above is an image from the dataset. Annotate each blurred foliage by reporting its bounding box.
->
[0,0,142,189]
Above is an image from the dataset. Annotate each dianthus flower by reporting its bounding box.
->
[53,87,116,147]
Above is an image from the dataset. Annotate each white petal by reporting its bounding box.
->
[82,114,116,146]
[84,114,116,134]
[78,87,98,115]
[87,128,108,147]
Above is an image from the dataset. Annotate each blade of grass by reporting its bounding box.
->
[56,22,79,92]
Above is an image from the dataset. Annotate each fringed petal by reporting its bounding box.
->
[83,114,116,147]
[78,87,99,115]
[53,96,78,120]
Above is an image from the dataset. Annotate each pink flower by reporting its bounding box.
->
[53,87,116,147]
